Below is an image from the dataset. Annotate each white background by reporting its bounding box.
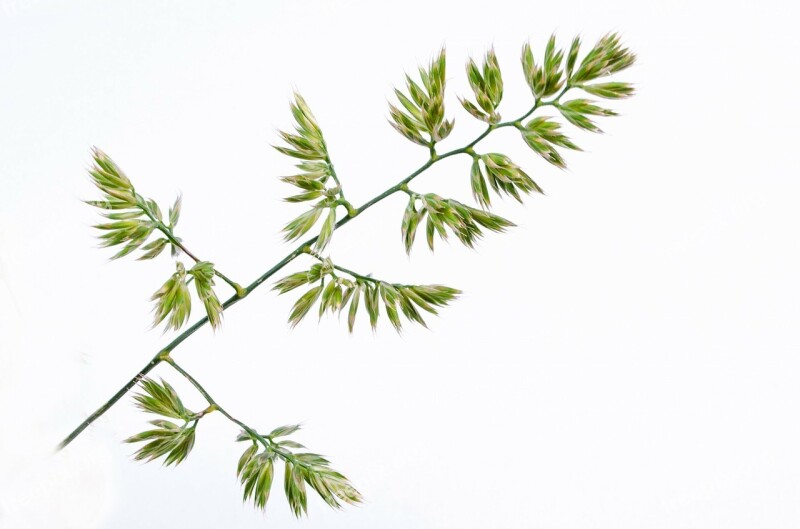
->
[1,1,799,527]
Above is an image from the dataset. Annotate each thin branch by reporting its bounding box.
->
[57,92,570,450]
[304,248,399,285]
[138,201,244,295]
[163,356,307,468]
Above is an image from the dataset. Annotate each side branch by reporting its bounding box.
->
[163,356,362,511]
[162,356,264,445]
[163,357,336,473]
[138,199,243,295]
[58,92,568,450]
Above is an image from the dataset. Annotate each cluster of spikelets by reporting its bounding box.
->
[124,378,198,466]
[86,148,162,260]
[389,50,454,146]
[471,153,543,208]
[86,32,635,519]
[87,33,634,336]
[274,95,341,253]
[236,426,362,516]
[401,193,515,253]
[272,33,635,333]
[273,258,460,332]
[86,149,224,331]
[459,48,504,124]
[86,149,195,264]
[124,378,362,514]
[149,260,223,331]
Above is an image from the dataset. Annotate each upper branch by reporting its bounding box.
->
[87,149,243,296]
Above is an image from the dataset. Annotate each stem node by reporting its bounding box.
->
[60,93,574,450]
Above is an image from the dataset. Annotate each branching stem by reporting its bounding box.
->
[303,248,394,285]
[164,357,308,468]
[57,91,570,450]
[137,196,244,294]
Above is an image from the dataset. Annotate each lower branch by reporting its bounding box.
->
[163,356,306,467]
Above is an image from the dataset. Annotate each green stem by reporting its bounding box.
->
[163,357,305,467]
[325,157,343,194]
[57,92,569,450]
[164,357,267,446]
[303,250,379,285]
[138,199,244,295]
[326,156,359,219]
[331,264,375,283]
[56,351,164,450]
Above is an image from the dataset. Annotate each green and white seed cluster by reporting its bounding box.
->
[87,149,225,331]
[125,377,362,514]
[82,31,636,520]
[274,258,460,332]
